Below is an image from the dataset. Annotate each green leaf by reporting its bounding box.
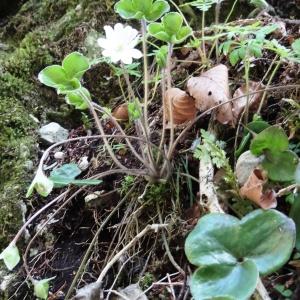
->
[50,163,82,187]
[49,164,101,187]
[250,126,289,156]
[292,39,300,55]
[65,87,90,110]
[185,210,295,274]
[153,45,168,68]
[26,169,54,198]
[187,0,218,12]
[148,0,170,21]
[229,48,240,66]
[62,52,90,80]
[128,99,142,120]
[0,244,20,270]
[262,150,298,182]
[115,0,170,22]
[290,193,300,250]
[147,12,192,44]
[33,277,55,300]
[190,260,258,300]
[38,65,69,88]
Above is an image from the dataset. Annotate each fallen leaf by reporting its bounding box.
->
[239,169,277,209]
[165,88,197,125]
[235,150,264,185]
[187,64,234,125]
[112,103,129,121]
[232,81,263,124]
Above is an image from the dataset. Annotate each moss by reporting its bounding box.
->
[0,96,37,248]
[0,0,117,250]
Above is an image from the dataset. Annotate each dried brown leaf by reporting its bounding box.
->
[187,64,234,125]
[232,81,263,123]
[112,103,129,121]
[239,169,277,209]
[165,88,197,125]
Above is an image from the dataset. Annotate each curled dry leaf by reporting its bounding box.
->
[240,168,277,209]
[112,103,129,121]
[187,64,234,125]
[165,88,197,125]
[232,81,264,124]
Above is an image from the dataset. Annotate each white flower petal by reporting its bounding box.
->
[121,54,133,65]
[97,38,110,49]
[100,23,142,65]
[114,23,124,32]
[104,25,114,39]
[130,49,143,59]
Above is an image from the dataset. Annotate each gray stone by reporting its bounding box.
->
[39,122,69,144]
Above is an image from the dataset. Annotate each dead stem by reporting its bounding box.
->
[64,184,137,299]
[156,202,185,274]
[96,224,167,286]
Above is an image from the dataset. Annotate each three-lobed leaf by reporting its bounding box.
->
[185,209,296,299]
[147,12,192,44]
[115,0,170,22]
[38,52,89,94]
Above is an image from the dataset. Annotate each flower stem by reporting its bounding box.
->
[141,18,150,134]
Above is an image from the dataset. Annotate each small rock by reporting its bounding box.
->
[78,156,90,171]
[39,122,69,144]
[54,151,65,160]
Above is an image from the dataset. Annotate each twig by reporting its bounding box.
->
[96,224,167,285]
[65,184,137,299]
[156,203,185,274]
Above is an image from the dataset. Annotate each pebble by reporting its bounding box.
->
[39,122,69,144]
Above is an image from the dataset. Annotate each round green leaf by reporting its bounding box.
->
[62,52,90,80]
[262,150,298,182]
[148,0,170,21]
[162,12,183,36]
[38,65,69,88]
[250,125,289,156]
[190,260,259,300]
[185,209,295,275]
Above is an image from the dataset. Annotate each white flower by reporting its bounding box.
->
[97,23,143,65]
[26,168,54,198]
